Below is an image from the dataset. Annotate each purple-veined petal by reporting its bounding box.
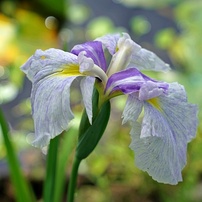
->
[122,94,143,124]
[106,68,145,94]
[129,82,198,184]
[128,48,171,72]
[21,48,87,147]
[119,33,170,72]
[31,75,78,147]
[152,82,198,142]
[105,68,168,96]
[80,77,95,124]
[96,32,170,72]
[138,81,168,101]
[95,33,121,55]
[71,41,107,72]
[21,48,78,82]
[130,122,184,184]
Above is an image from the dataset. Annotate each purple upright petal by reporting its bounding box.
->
[71,41,107,72]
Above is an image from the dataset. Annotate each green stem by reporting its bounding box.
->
[43,135,60,202]
[53,129,77,202]
[67,156,81,202]
[0,108,35,202]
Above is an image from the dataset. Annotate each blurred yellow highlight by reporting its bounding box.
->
[0,14,19,66]
[0,9,58,67]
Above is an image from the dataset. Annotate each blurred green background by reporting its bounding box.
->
[0,0,202,201]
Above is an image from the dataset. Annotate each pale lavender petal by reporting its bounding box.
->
[128,48,171,72]
[71,41,107,72]
[78,52,108,84]
[80,77,95,124]
[155,82,198,142]
[31,75,78,147]
[95,33,121,55]
[78,52,95,73]
[130,122,184,185]
[129,82,198,184]
[138,81,168,101]
[117,33,141,53]
[21,48,78,82]
[122,94,143,124]
[96,32,170,72]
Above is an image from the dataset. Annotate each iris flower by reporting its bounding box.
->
[21,33,198,185]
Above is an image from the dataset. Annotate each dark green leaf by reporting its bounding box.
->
[76,100,111,160]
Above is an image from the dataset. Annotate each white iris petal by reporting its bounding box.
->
[31,76,76,147]
[130,122,183,185]
[95,33,121,55]
[128,82,198,184]
[21,48,86,147]
[129,48,171,72]
[122,94,143,124]
[138,81,165,101]
[80,77,95,124]
[96,32,170,72]
[21,49,78,81]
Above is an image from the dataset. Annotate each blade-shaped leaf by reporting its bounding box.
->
[76,100,110,160]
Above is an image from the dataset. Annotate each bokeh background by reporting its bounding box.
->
[0,0,202,201]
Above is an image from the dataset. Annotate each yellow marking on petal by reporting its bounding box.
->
[40,55,46,59]
[147,97,162,112]
[115,46,119,52]
[55,64,83,77]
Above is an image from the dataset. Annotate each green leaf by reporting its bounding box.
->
[43,135,59,202]
[53,129,77,202]
[0,108,36,202]
[76,100,111,160]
